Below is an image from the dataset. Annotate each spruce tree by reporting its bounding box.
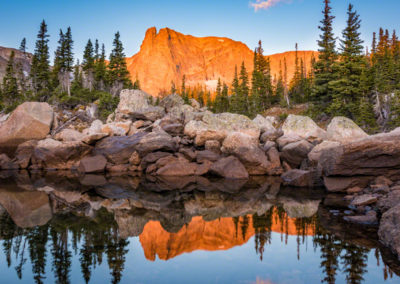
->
[230,65,240,113]
[221,83,229,112]
[329,4,366,118]
[107,32,132,96]
[63,27,74,96]
[30,20,51,100]
[83,39,95,91]
[19,38,27,56]
[238,61,250,115]
[2,51,20,111]
[94,44,107,90]
[311,0,337,112]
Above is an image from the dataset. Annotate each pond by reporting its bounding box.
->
[0,171,399,284]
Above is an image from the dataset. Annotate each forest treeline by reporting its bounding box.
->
[1,0,399,131]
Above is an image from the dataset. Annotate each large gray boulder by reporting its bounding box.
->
[252,114,276,133]
[184,112,260,146]
[116,89,165,121]
[326,116,368,142]
[282,114,327,140]
[281,140,314,167]
[159,94,184,112]
[0,102,53,150]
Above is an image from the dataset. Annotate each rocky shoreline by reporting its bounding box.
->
[0,89,400,260]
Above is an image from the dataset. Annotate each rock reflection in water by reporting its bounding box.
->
[0,172,398,284]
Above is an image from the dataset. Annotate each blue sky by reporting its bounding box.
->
[0,0,399,61]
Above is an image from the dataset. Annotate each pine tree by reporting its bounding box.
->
[221,83,229,112]
[107,32,132,96]
[238,61,250,115]
[311,0,338,112]
[329,4,366,118]
[214,78,222,112]
[83,39,95,91]
[19,38,27,56]
[30,20,51,100]
[63,27,74,96]
[94,44,107,90]
[2,51,20,111]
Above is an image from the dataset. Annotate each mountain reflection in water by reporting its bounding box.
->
[0,171,399,284]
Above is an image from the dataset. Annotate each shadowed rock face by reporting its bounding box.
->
[126,27,318,95]
[0,185,52,228]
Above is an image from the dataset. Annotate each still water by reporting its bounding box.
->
[0,172,399,284]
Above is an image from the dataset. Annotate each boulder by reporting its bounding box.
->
[344,211,378,225]
[128,151,141,165]
[179,148,197,161]
[78,155,107,173]
[189,98,201,109]
[282,114,327,140]
[204,140,221,153]
[260,128,283,143]
[266,147,283,175]
[326,116,368,142]
[0,102,53,150]
[350,194,378,206]
[156,157,197,176]
[32,139,92,170]
[281,140,314,167]
[222,132,271,175]
[101,121,132,136]
[81,133,108,145]
[184,112,260,146]
[377,190,400,213]
[307,140,341,165]
[320,133,400,176]
[196,150,220,163]
[0,154,18,170]
[323,176,372,192]
[54,128,85,142]
[135,132,177,155]
[378,204,400,259]
[13,140,38,169]
[281,169,314,187]
[276,134,302,150]
[159,94,184,112]
[94,132,147,164]
[252,114,276,133]
[209,156,249,179]
[116,89,165,121]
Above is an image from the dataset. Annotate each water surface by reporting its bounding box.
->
[0,172,399,284]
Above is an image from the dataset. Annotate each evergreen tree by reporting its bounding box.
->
[30,20,51,100]
[238,61,250,115]
[83,39,95,91]
[94,44,107,90]
[329,4,366,118]
[19,38,27,56]
[2,51,20,111]
[311,0,338,112]
[221,83,230,112]
[107,32,132,96]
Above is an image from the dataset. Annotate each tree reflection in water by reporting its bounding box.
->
[0,173,398,283]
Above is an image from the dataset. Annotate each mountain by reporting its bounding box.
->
[126,27,318,96]
[139,212,315,261]
[0,47,32,82]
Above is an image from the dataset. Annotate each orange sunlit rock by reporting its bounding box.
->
[126,27,318,96]
[139,209,315,261]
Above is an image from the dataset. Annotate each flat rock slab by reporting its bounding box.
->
[344,211,378,225]
[351,194,378,206]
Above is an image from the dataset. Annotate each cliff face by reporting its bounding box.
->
[127,27,318,96]
[139,211,315,261]
[0,47,32,82]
